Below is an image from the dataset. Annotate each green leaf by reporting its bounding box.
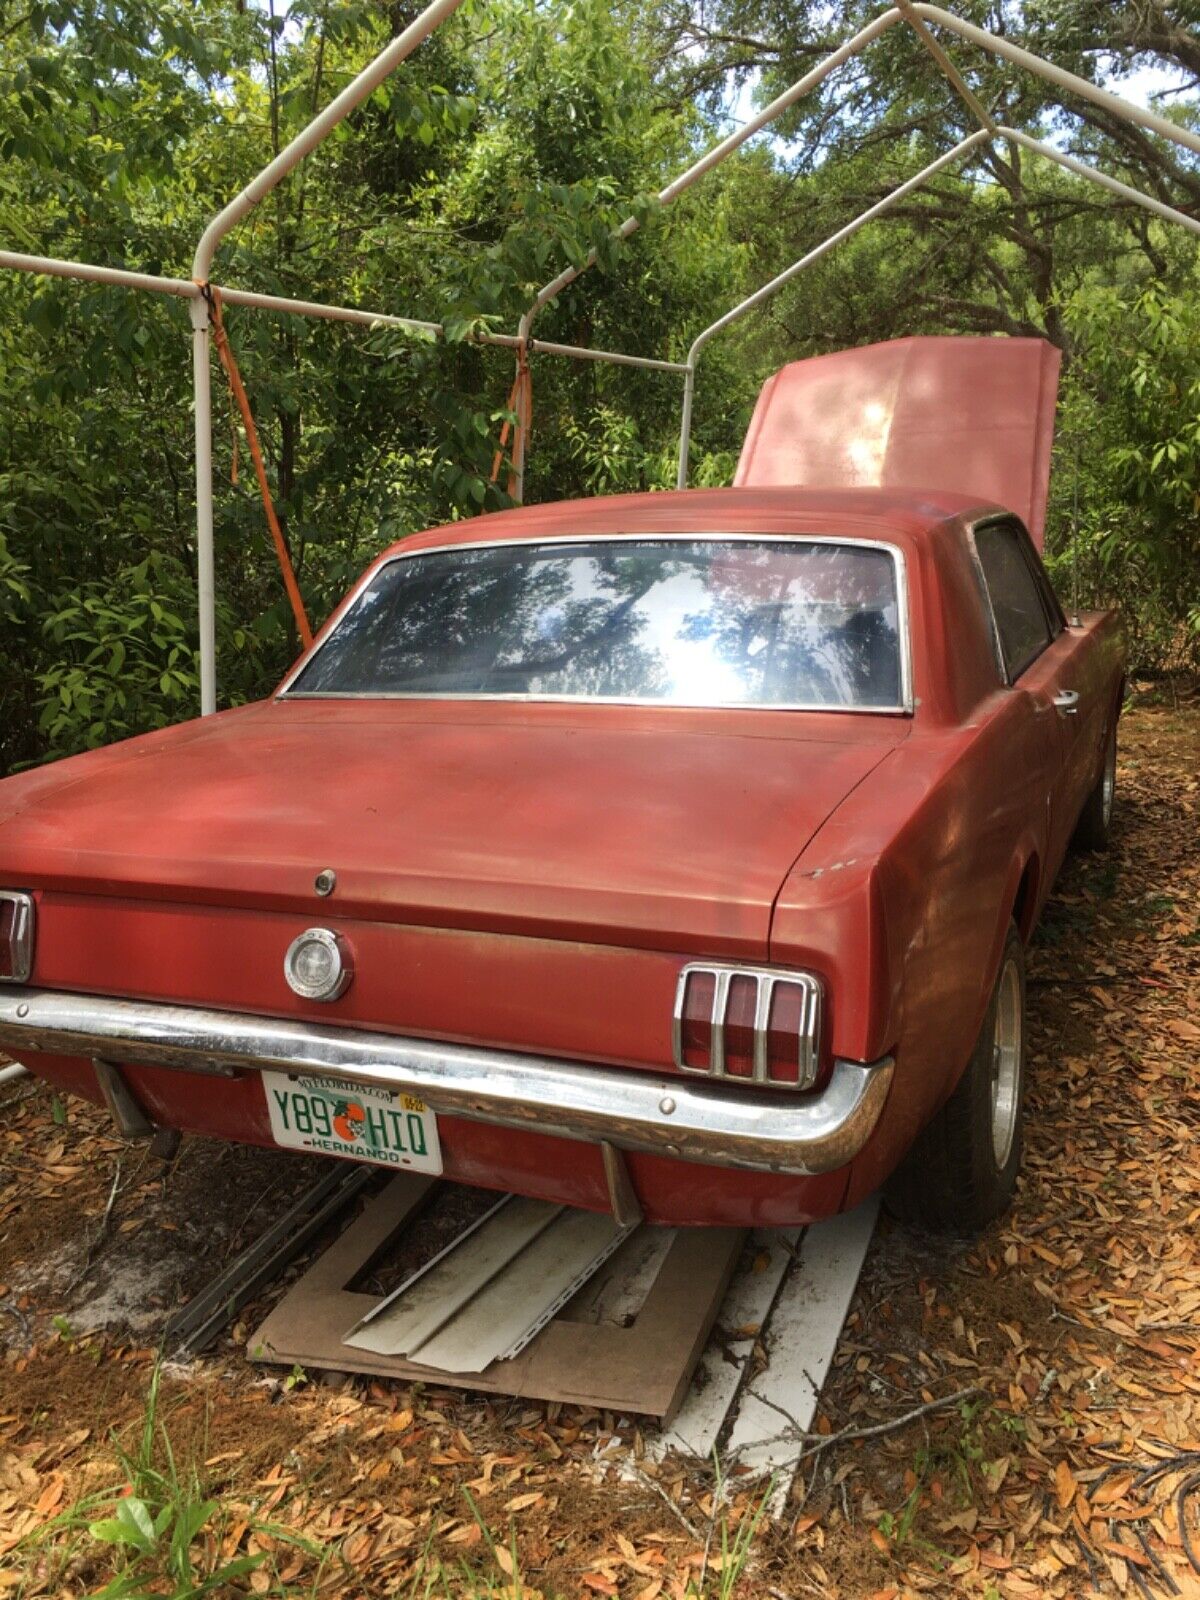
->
[89,1495,157,1553]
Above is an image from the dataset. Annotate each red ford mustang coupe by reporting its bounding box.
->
[0,337,1123,1231]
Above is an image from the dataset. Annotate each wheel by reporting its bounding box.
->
[885,922,1027,1233]
[1074,718,1117,852]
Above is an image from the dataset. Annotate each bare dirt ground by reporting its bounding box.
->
[0,689,1196,1598]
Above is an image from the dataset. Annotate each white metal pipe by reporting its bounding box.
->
[677,130,993,485]
[189,296,218,717]
[192,0,469,282]
[530,337,689,374]
[518,0,1200,498]
[188,0,467,711]
[0,251,690,363]
[6,0,1200,699]
[676,367,697,491]
[220,284,444,336]
[675,109,1200,486]
[896,0,996,133]
[674,1,1200,487]
[913,4,1200,158]
[0,1063,28,1086]
[690,131,992,363]
[529,0,904,329]
[657,8,903,204]
[0,251,442,334]
[0,250,200,298]
[510,7,910,498]
[999,127,1200,235]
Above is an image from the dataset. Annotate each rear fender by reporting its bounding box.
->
[770,853,901,1068]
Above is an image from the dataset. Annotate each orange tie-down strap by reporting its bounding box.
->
[490,348,531,497]
[204,286,314,648]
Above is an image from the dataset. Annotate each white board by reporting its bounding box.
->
[726,1198,879,1502]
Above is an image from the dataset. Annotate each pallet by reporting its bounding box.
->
[248,1175,744,1422]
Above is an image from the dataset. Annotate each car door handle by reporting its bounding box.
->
[1053,690,1080,716]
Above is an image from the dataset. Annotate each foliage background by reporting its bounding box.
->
[0,0,1197,773]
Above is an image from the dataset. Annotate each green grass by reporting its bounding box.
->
[12,1364,329,1599]
[12,1372,773,1599]
[397,1469,772,1599]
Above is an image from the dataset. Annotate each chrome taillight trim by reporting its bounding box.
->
[673,963,822,1090]
[0,892,35,985]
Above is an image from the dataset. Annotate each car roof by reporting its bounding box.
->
[382,485,1004,561]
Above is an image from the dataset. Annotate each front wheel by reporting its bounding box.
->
[885,922,1027,1233]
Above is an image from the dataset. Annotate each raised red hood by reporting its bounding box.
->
[735,335,1061,546]
[0,699,903,957]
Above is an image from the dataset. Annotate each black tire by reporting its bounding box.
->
[1074,718,1117,852]
[885,922,1027,1234]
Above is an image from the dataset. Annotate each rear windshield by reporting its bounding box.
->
[285,537,906,710]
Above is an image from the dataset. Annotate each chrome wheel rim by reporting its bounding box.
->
[990,959,1022,1169]
[1101,730,1116,830]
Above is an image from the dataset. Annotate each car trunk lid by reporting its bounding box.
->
[0,699,905,958]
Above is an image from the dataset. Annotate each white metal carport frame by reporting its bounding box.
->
[1,1,1198,715]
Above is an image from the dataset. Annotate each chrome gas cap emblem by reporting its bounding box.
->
[284,927,353,1001]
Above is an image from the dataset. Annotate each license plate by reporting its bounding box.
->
[262,1071,443,1174]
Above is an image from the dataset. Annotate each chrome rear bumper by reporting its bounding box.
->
[0,988,893,1176]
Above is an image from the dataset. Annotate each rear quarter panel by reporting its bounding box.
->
[772,693,1054,1205]
[769,509,1087,1204]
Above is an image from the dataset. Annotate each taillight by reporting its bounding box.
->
[673,964,822,1089]
[0,892,34,983]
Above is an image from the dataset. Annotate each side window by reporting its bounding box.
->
[1025,543,1066,638]
[974,522,1054,681]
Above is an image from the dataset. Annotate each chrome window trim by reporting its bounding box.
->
[0,891,34,984]
[673,962,823,1091]
[975,512,1066,641]
[277,531,915,716]
[963,520,1008,684]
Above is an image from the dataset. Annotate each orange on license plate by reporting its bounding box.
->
[263,1071,443,1174]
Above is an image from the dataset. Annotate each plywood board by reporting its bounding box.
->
[249,1177,744,1420]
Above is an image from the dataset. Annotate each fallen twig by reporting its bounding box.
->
[1021,1202,1088,1239]
[1074,1526,1102,1596]
[64,1156,124,1294]
[1132,1522,1180,1596]
[797,1385,987,1461]
[626,1463,703,1542]
[743,1387,808,1437]
[731,1386,988,1478]
[1177,1468,1200,1577]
